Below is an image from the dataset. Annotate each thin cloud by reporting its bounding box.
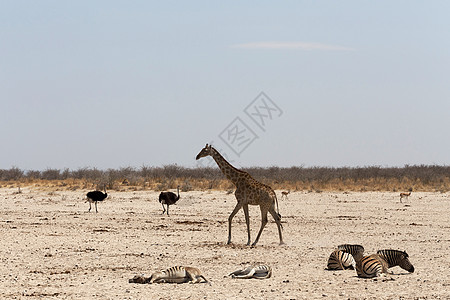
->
[231,41,355,51]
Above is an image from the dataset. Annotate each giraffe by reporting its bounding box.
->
[196,144,284,246]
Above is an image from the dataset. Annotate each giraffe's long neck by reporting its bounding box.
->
[210,148,247,186]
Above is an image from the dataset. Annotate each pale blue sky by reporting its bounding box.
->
[1,1,449,170]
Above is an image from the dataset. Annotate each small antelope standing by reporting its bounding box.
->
[400,192,411,203]
[228,265,272,279]
[281,190,290,200]
[129,266,208,284]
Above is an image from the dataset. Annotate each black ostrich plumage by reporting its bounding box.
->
[158,186,180,216]
[86,187,107,213]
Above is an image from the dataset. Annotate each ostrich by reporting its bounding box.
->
[86,185,108,213]
[159,186,180,216]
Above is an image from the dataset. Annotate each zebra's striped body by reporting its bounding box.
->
[327,250,356,270]
[229,265,272,279]
[337,244,365,256]
[356,254,389,278]
[149,266,208,284]
[377,249,414,273]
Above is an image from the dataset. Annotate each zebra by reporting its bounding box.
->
[228,265,272,279]
[356,254,389,278]
[129,266,208,284]
[337,244,365,257]
[326,244,364,270]
[327,250,356,270]
[376,249,414,273]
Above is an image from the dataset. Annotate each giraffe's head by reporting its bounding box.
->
[196,144,213,160]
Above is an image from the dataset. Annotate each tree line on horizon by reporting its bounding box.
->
[1,164,448,192]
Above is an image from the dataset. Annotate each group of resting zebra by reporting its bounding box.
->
[128,245,413,284]
[129,264,272,284]
[327,244,414,278]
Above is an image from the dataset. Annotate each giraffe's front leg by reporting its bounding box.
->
[227,202,243,244]
[243,204,251,246]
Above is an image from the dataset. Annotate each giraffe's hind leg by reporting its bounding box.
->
[269,206,284,245]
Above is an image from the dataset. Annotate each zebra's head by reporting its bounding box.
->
[377,249,414,273]
[398,250,414,273]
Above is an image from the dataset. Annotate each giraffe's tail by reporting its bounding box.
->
[276,202,283,230]
[274,193,282,224]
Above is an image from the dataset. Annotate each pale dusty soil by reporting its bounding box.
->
[1,187,449,299]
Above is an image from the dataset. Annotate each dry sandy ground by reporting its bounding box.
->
[1,187,449,299]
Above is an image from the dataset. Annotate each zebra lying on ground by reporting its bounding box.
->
[376,249,414,273]
[228,265,272,279]
[327,244,365,270]
[327,250,356,270]
[337,244,365,257]
[356,249,414,278]
[356,254,389,278]
[129,266,208,284]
